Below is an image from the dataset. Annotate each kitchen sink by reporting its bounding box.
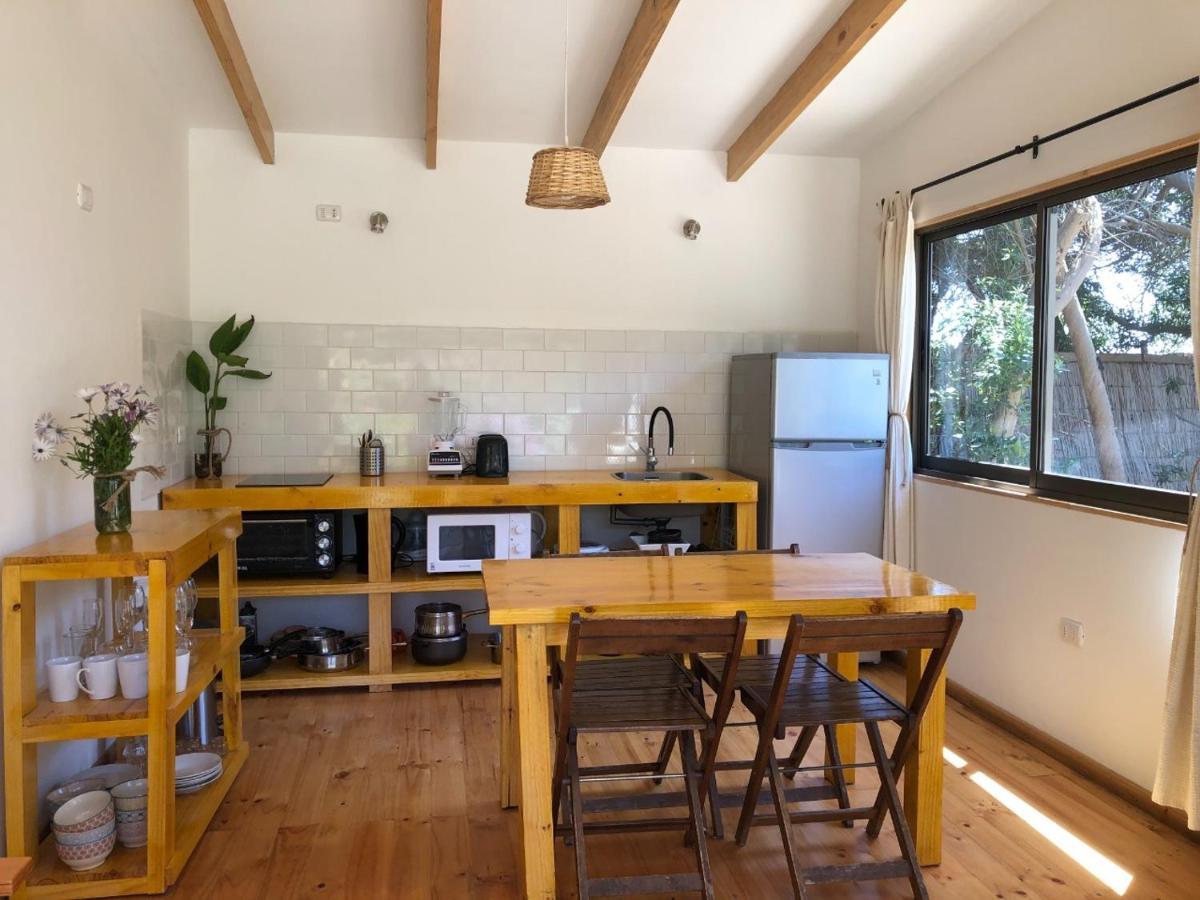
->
[612,471,711,481]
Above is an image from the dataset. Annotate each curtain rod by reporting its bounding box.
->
[884,75,1198,204]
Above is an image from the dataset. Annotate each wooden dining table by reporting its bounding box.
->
[483,550,976,899]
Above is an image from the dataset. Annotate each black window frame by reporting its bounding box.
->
[914,145,1198,522]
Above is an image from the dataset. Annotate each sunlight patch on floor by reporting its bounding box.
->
[940,743,1133,896]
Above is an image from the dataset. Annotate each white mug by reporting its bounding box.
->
[117,653,149,700]
[175,649,191,694]
[76,654,118,700]
[47,656,82,703]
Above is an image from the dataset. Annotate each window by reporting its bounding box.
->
[916,148,1197,518]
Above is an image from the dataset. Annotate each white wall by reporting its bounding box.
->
[0,3,191,830]
[189,130,861,335]
[856,0,1200,788]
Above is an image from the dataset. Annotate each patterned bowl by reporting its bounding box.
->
[52,791,114,835]
[116,817,148,849]
[55,829,116,871]
[53,819,114,847]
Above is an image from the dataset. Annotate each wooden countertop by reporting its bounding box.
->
[483,551,975,626]
[161,468,756,510]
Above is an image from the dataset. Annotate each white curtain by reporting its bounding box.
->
[1154,154,1200,828]
[875,192,917,569]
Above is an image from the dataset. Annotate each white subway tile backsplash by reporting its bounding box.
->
[481,349,523,370]
[329,324,374,347]
[460,327,503,349]
[190,320,805,478]
[352,392,396,413]
[503,371,544,393]
[373,326,417,348]
[329,369,374,391]
[503,329,545,350]
[306,391,352,413]
[545,329,586,351]
[305,347,351,369]
[417,326,460,349]
[373,370,418,391]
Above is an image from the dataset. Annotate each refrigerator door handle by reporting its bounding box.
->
[773,440,885,451]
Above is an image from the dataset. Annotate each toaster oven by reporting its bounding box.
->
[237,510,340,577]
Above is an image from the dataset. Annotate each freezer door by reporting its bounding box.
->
[769,443,885,555]
[773,355,888,441]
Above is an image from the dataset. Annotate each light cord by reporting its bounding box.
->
[562,0,569,145]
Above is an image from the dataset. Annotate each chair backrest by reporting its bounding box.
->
[763,610,964,732]
[564,612,747,659]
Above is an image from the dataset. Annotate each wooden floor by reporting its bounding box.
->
[158,665,1200,899]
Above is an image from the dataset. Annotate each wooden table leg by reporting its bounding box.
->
[217,545,244,751]
[515,624,555,899]
[906,647,945,866]
[499,624,519,808]
[367,508,394,693]
[734,503,757,550]
[827,651,859,785]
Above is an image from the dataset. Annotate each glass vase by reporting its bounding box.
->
[93,475,131,534]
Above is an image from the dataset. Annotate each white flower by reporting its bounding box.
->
[33,412,57,439]
[76,386,101,403]
[32,437,55,461]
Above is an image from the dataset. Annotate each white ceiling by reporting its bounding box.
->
[99,0,1054,158]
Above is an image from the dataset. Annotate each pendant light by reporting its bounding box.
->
[525,0,610,209]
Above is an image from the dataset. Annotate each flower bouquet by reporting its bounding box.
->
[34,383,164,533]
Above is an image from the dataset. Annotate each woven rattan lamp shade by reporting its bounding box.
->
[525,146,610,209]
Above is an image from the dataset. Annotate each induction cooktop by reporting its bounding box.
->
[236,474,332,487]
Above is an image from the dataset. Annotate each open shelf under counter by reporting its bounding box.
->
[196,562,482,599]
[238,640,499,692]
[20,630,242,744]
[24,741,249,899]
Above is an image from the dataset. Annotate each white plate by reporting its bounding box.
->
[175,772,221,795]
[174,753,221,781]
[176,770,221,786]
[59,764,141,791]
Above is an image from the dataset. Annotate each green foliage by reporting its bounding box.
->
[187,315,272,430]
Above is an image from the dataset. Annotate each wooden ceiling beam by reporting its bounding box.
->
[582,0,680,157]
[426,0,443,169]
[193,0,274,164]
[725,0,906,182]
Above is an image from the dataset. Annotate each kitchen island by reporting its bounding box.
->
[161,469,757,693]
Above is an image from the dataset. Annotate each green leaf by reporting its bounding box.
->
[208,315,238,355]
[211,396,228,411]
[185,351,211,394]
[224,368,272,380]
[227,315,256,353]
[215,351,249,368]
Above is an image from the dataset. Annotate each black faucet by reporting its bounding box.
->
[645,406,675,472]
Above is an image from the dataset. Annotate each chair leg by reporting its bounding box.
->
[652,732,677,785]
[735,723,774,847]
[865,722,927,900]
[782,725,818,780]
[703,731,725,840]
[867,723,910,839]
[679,730,716,900]
[821,724,854,828]
[765,741,808,899]
[567,736,591,900]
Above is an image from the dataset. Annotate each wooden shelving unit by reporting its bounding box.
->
[238,641,498,692]
[2,510,245,898]
[195,562,481,599]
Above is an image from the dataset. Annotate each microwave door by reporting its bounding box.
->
[435,523,500,570]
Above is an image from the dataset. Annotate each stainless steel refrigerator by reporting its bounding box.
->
[729,353,889,554]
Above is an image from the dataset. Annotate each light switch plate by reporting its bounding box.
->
[76,183,94,212]
[315,204,341,223]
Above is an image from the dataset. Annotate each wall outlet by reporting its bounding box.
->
[315,204,341,223]
[1060,617,1085,647]
[76,182,94,212]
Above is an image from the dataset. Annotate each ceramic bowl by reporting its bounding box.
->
[55,829,116,871]
[53,820,114,846]
[115,808,147,823]
[117,817,148,848]
[46,778,106,812]
[111,778,148,811]
[52,791,114,835]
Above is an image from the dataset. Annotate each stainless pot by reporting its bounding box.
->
[414,603,486,638]
[295,638,366,673]
[298,626,346,655]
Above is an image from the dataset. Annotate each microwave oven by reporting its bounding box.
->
[426,511,533,573]
[237,510,340,577]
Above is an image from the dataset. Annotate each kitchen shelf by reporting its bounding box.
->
[21,631,241,743]
[2,510,246,898]
[24,742,249,898]
[195,562,482,599]
[238,641,499,692]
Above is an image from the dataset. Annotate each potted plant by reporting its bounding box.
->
[33,384,163,534]
[185,315,271,478]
